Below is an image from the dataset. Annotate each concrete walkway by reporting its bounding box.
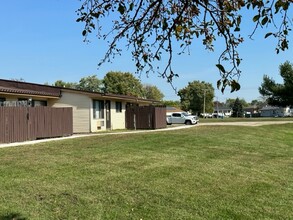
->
[0,124,192,149]
[1,120,293,149]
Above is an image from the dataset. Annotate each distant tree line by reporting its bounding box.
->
[52,71,164,101]
[259,61,293,107]
[49,60,292,114]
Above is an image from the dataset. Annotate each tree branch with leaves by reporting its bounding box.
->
[76,0,292,92]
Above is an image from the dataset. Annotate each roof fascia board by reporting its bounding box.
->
[0,91,60,99]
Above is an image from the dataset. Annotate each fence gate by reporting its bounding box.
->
[125,105,166,130]
[0,106,73,144]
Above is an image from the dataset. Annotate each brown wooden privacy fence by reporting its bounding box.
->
[0,106,73,143]
[125,105,166,130]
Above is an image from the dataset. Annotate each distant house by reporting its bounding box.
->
[259,106,291,117]
[0,79,159,133]
[213,106,232,117]
[243,105,260,117]
[243,105,259,114]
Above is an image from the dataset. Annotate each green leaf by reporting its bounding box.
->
[264,32,272,38]
[118,4,125,14]
[283,1,289,10]
[231,80,241,93]
[284,30,288,35]
[104,3,111,10]
[175,25,182,33]
[275,0,282,13]
[91,12,101,19]
[162,18,168,31]
[236,58,241,67]
[217,80,221,89]
[281,39,288,50]
[155,54,161,61]
[236,16,241,26]
[253,15,260,22]
[129,2,134,11]
[82,30,87,36]
[261,16,269,25]
[216,64,226,73]
[221,86,225,93]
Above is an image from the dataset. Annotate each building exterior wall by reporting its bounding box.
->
[89,100,127,132]
[50,92,91,133]
[90,99,106,132]
[0,95,18,102]
[0,94,53,107]
[284,107,291,117]
[0,94,49,102]
[260,110,274,117]
[0,79,157,135]
[260,107,290,117]
[110,101,126,130]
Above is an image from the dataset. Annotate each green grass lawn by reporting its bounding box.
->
[0,124,293,219]
[199,116,293,123]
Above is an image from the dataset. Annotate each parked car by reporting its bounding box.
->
[166,112,199,125]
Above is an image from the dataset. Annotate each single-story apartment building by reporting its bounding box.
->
[259,106,291,117]
[0,79,159,133]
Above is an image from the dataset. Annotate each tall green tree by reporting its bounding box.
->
[250,99,267,108]
[103,71,144,97]
[77,0,292,92]
[225,98,249,108]
[162,100,181,108]
[232,98,243,117]
[142,84,164,101]
[77,75,102,92]
[259,61,293,106]
[178,81,214,115]
[53,80,78,89]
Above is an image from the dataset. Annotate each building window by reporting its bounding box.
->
[93,100,104,119]
[116,101,122,113]
[0,98,5,106]
[33,100,47,107]
[18,98,29,106]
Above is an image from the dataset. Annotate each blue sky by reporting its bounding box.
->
[0,1,292,103]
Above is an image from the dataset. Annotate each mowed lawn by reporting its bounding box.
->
[0,124,293,219]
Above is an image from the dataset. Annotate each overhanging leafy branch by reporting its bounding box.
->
[76,0,292,93]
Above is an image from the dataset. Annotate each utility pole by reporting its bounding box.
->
[203,89,206,118]
[216,96,219,118]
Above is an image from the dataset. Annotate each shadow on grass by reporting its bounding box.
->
[0,213,26,220]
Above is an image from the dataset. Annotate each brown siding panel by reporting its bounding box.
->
[0,106,73,143]
[125,105,166,130]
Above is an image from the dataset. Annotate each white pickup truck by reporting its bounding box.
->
[166,112,199,125]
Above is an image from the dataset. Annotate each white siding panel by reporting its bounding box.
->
[111,101,126,130]
[90,100,106,132]
[90,100,126,131]
[50,92,91,133]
